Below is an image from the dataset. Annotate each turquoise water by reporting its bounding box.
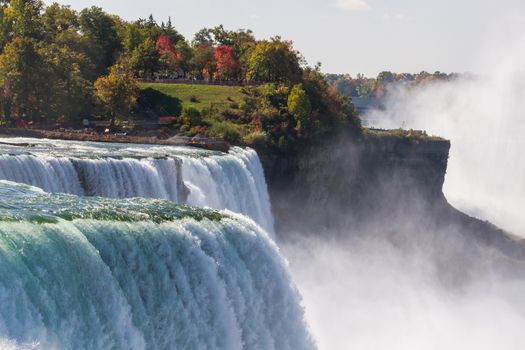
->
[0,138,274,233]
[0,181,314,349]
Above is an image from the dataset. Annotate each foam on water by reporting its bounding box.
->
[0,181,313,350]
[0,138,273,233]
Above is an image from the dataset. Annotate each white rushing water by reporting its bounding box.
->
[0,138,274,233]
[0,181,314,350]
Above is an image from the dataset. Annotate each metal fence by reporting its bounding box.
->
[139,78,262,87]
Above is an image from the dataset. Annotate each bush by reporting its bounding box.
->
[211,121,241,144]
[243,131,267,149]
[189,95,199,103]
[221,108,243,122]
[181,107,203,126]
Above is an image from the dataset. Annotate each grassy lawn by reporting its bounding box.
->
[139,82,245,116]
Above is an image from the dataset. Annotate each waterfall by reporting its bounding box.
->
[0,181,314,350]
[181,147,274,233]
[0,139,273,233]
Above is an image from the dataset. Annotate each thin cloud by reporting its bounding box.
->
[332,0,370,11]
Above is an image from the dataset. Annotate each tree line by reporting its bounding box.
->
[0,1,317,128]
[325,71,458,99]
[0,0,364,157]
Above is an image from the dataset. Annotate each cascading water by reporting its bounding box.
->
[181,147,274,234]
[0,138,273,233]
[0,181,314,350]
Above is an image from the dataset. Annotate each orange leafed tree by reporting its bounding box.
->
[156,35,181,65]
[214,45,241,80]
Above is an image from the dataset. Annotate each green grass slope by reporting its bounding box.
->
[139,83,244,116]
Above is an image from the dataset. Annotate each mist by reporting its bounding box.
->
[366,36,525,236]
[283,234,525,350]
[280,31,525,350]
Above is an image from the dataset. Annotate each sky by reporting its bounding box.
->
[43,0,525,76]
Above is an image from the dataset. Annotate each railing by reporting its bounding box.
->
[139,78,262,87]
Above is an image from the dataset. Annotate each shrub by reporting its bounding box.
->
[211,121,241,144]
[221,108,242,122]
[181,107,203,126]
[180,124,190,133]
[243,131,267,149]
[189,95,199,103]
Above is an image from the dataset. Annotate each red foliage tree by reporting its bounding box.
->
[156,35,181,65]
[214,45,241,80]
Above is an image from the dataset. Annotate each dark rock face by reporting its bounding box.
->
[262,133,525,284]
[265,134,451,233]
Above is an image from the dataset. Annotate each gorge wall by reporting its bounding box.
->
[262,133,525,282]
[266,134,450,232]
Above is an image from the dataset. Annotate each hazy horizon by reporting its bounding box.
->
[43,0,525,76]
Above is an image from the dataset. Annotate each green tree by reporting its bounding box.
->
[287,84,311,134]
[41,3,78,42]
[246,38,302,83]
[43,44,94,122]
[191,25,255,56]
[0,78,13,123]
[189,44,215,79]
[0,37,49,123]
[142,14,161,41]
[0,2,13,50]
[9,0,43,39]
[356,79,375,97]
[130,37,160,78]
[192,28,214,47]
[123,21,145,53]
[173,40,192,73]
[161,17,184,45]
[79,7,121,76]
[94,59,138,130]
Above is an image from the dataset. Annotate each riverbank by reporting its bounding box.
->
[0,128,230,152]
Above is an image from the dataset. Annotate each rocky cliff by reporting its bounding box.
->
[262,132,525,283]
[264,133,451,232]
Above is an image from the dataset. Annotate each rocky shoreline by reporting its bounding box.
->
[0,128,231,152]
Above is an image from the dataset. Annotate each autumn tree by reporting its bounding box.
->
[155,35,183,72]
[156,35,175,58]
[214,45,240,80]
[94,59,138,130]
